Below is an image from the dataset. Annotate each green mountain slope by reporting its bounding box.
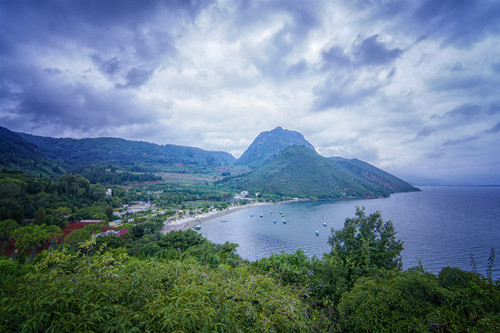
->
[16,132,236,173]
[236,126,315,168]
[329,157,417,193]
[0,126,67,176]
[224,145,402,199]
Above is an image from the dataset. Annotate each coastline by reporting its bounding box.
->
[161,202,271,233]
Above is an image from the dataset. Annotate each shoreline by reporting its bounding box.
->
[161,202,272,233]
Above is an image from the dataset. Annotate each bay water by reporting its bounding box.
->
[199,186,500,279]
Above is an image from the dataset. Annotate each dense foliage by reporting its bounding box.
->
[1,205,498,332]
[0,127,68,177]
[16,131,236,173]
[0,170,127,226]
[222,145,416,199]
[71,164,161,184]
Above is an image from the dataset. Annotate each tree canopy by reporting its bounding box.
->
[328,205,404,280]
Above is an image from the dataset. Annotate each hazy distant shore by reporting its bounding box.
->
[161,202,271,233]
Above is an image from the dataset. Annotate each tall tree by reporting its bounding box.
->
[328,206,404,280]
[12,224,62,263]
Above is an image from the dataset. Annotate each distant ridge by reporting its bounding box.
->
[237,126,315,168]
[329,157,418,193]
[1,124,419,198]
[224,145,418,199]
[16,132,236,173]
[0,126,67,176]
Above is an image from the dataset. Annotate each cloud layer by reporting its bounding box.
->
[1,0,500,184]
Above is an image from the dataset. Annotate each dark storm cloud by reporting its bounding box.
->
[0,0,209,132]
[313,35,401,111]
[117,68,155,89]
[92,56,123,77]
[428,74,491,93]
[484,121,500,134]
[440,104,482,121]
[442,135,480,147]
[312,80,379,110]
[437,103,500,122]
[443,111,500,146]
[492,62,500,73]
[354,0,500,48]
[0,67,157,132]
[321,35,403,70]
[407,102,500,143]
[412,0,500,48]
[321,46,352,70]
[352,35,403,67]
[414,127,436,140]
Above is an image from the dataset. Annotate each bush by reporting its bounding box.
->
[337,269,445,332]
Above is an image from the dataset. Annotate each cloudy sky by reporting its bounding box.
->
[1,0,500,184]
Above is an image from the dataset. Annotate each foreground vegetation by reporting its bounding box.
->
[1,205,498,332]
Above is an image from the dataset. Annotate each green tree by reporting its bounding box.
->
[74,206,107,221]
[0,219,20,241]
[65,229,93,246]
[328,206,403,281]
[33,207,47,225]
[57,173,90,202]
[12,224,62,263]
[0,219,21,254]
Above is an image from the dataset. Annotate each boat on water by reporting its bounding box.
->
[315,231,320,236]
[193,225,201,230]
[250,214,253,217]
[220,220,228,223]
[323,223,327,227]
[282,220,287,224]
[273,220,277,224]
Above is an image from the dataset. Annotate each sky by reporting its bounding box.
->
[1,0,500,185]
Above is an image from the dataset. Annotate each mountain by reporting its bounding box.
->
[0,126,67,176]
[16,132,236,173]
[236,126,315,168]
[329,157,417,193]
[2,124,418,198]
[222,145,418,199]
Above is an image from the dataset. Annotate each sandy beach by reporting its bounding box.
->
[161,202,271,233]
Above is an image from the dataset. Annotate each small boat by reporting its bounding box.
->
[259,215,263,218]
[193,225,201,230]
[273,220,277,224]
[282,220,287,224]
[250,214,253,217]
[220,220,228,223]
[323,223,327,227]
[315,231,319,236]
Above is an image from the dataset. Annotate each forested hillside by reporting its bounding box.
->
[0,127,68,177]
[1,205,497,332]
[17,131,236,173]
[236,126,316,168]
[222,145,417,199]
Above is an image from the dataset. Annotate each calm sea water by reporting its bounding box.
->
[199,186,500,279]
